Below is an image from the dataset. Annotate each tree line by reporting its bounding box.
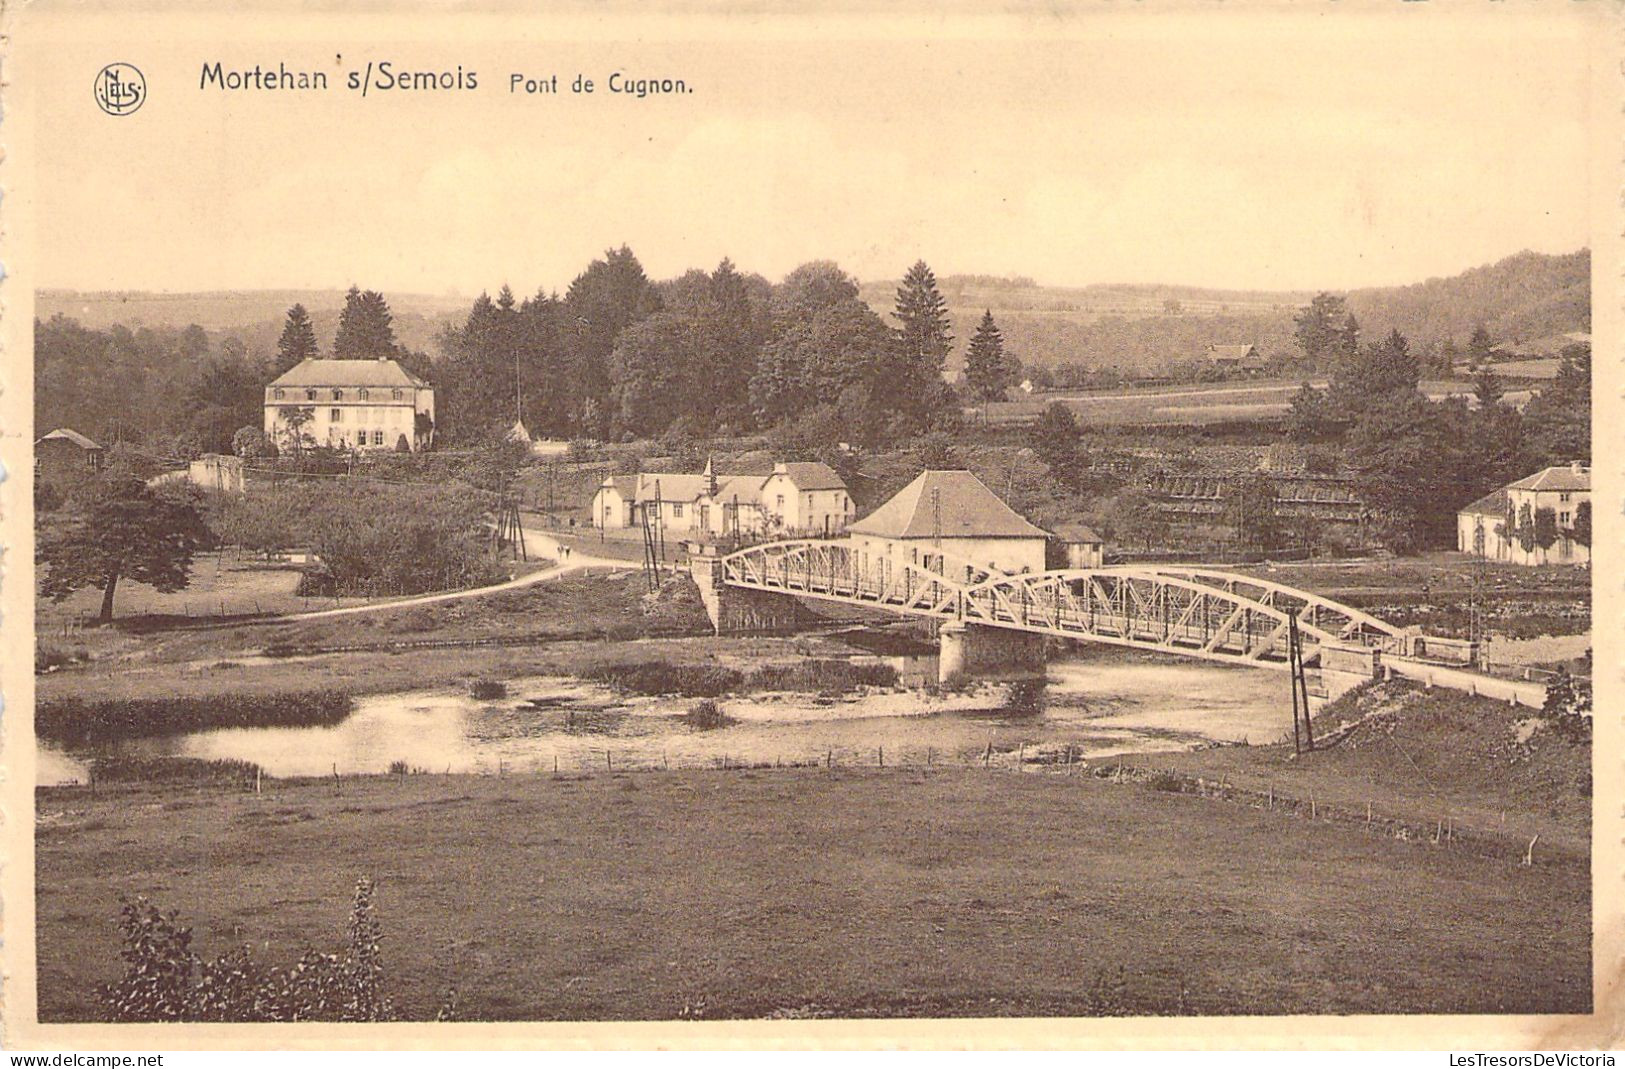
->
[432,249,1001,448]
[1285,298,1589,551]
[35,287,434,459]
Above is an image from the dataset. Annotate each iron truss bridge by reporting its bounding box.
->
[718,539,1410,669]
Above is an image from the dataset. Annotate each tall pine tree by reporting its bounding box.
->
[894,260,954,377]
[334,287,399,360]
[886,260,956,431]
[275,304,319,374]
[963,310,1013,403]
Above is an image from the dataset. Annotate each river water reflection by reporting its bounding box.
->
[40,655,1295,786]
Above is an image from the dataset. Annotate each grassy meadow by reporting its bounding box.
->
[36,754,1589,1021]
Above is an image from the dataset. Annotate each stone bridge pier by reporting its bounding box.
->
[687,544,802,635]
[938,621,1047,686]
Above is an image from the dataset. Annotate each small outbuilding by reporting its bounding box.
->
[35,427,105,485]
[1048,521,1106,570]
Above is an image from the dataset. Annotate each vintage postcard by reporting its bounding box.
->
[1,1,1619,1051]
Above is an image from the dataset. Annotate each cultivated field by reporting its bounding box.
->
[975,379,1534,427]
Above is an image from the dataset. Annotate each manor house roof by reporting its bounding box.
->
[268,358,428,389]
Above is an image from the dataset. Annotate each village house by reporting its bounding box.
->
[1204,343,1267,373]
[264,358,435,453]
[590,460,853,538]
[1457,462,1590,566]
[846,469,1050,581]
[1048,520,1106,569]
[35,428,105,485]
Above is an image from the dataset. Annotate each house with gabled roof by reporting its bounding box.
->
[35,427,105,486]
[1457,463,1589,565]
[264,358,434,453]
[847,469,1050,580]
[1205,343,1259,369]
[590,459,854,537]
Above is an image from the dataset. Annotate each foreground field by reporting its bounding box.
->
[37,756,1588,1021]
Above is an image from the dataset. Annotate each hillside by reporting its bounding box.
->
[35,289,468,359]
[859,249,1589,374]
[1345,249,1590,351]
[38,248,1589,379]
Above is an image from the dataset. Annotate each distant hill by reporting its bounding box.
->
[859,250,1589,373]
[1344,249,1590,351]
[37,247,1588,377]
[35,289,470,359]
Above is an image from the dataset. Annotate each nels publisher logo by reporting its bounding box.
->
[94,63,146,115]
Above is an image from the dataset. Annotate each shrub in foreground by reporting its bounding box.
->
[106,877,399,1022]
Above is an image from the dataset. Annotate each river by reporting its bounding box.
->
[38,654,1296,785]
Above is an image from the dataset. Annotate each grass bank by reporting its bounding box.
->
[36,763,1588,1021]
[1132,680,1591,857]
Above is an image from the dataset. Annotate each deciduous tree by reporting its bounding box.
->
[38,473,210,621]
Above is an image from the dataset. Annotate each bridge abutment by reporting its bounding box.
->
[1316,642,1383,705]
[687,543,802,635]
[938,621,1047,686]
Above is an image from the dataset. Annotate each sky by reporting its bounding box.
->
[20,5,1600,296]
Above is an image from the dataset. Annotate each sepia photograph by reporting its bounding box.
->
[1,2,1616,1050]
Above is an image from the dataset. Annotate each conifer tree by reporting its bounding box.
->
[893,260,954,377]
[963,309,1013,403]
[275,304,319,374]
[334,287,399,360]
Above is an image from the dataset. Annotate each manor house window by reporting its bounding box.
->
[331,408,342,422]
[392,389,403,401]
[359,388,369,401]
[332,389,343,401]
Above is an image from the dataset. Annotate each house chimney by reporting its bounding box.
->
[773,462,788,475]
[1571,460,1585,476]
[703,456,717,496]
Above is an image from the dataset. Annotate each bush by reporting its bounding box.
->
[106,877,397,1022]
[1542,667,1592,742]
[468,679,508,701]
[1145,770,1186,793]
[37,689,353,746]
[682,699,735,730]
[89,756,261,786]
[585,660,743,697]
[35,643,88,673]
[744,660,898,694]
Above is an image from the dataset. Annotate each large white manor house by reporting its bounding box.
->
[264,358,435,452]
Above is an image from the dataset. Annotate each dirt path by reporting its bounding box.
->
[282,528,628,622]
